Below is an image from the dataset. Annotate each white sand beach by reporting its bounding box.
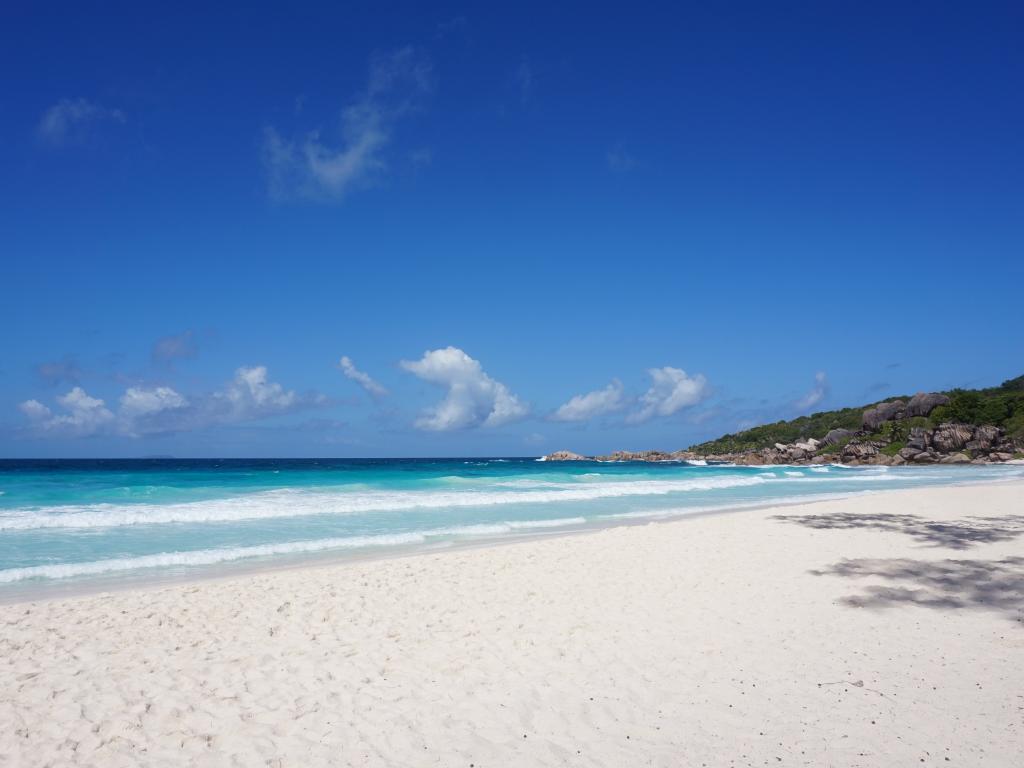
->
[1,481,1022,767]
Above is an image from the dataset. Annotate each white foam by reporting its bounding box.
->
[506,516,587,529]
[0,516,591,583]
[0,475,770,531]
[0,532,427,584]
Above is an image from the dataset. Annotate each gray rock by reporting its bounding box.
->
[543,450,588,461]
[913,451,938,463]
[842,442,879,461]
[990,452,1014,462]
[905,392,950,418]
[822,428,854,446]
[930,423,973,453]
[939,453,971,464]
[906,427,930,451]
[862,400,906,431]
[971,425,1001,449]
[898,446,920,460]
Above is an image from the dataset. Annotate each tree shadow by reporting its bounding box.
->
[772,512,1024,550]
[812,557,1024,622]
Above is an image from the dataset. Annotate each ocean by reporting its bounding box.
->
[1,458,1021,594]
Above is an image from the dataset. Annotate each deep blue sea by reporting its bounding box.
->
[1,458,1021,592]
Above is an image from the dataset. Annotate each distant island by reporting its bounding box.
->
[543,374,1024,466]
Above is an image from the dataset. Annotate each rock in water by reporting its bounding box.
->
[542,450,588,461]
[905,392,951,418]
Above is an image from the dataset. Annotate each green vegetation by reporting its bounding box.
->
[880,441,905,457]
[690,374,1024,455]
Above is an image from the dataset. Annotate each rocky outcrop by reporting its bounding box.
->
[930,424,973,453]
[841,441,879,463]
[544,449,701,462]
[939,452,971,464]
[905,392,950,418]
[541,450,588,461]
[595,450,698,462]
[966,425,1000,452]
[692,419,1020,467]
[862,400,906,430]
[822,428,854,446]
[906,427,930,451]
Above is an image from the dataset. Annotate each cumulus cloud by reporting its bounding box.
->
[37,98,124,145]
[400,347,527,431]
[18,366,319,438]
[551,380,624,422]
[152,330,199,365]
[794,371,829,412]
[627,367,709,424]
[338,356,387,397]
[264,47,432,200]
[19,387,115,437]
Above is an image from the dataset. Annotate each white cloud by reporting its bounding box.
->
[214,366,300,418]
[264,47,432,200]
[338,355,387,397]
[794,371,829,411]
[37,98,124,145]
[119,386,188,418]
[400,346,527,431]
[627,367,709,423]
[551,380,624,422]
[19,387,115,437]
[18,366,317,438]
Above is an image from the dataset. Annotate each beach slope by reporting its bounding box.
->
[2,482,1022,767]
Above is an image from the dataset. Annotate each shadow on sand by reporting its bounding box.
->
[771,512,1024,550]
[773,512,1024,622]
[812,557,1024,622]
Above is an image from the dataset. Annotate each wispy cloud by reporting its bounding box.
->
[152,330,199,366]
[37,98,124,145]
[551,380,624,422]
[515,56,534,104]
[627,367,709,424]
[338,355,387,398]
[794,371,829,412]
[18,366,322,438]
[400,346,527,431]
[606,145,635,172]
[263,47,432,200]
[33,356,83,387]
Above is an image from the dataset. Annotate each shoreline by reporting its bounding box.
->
[3,480,1022,766]
[4,468,1022,605]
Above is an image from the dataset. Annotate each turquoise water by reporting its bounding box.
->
[1,458,1021,589]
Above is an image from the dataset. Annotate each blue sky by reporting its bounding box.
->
[2,2,1022,458]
